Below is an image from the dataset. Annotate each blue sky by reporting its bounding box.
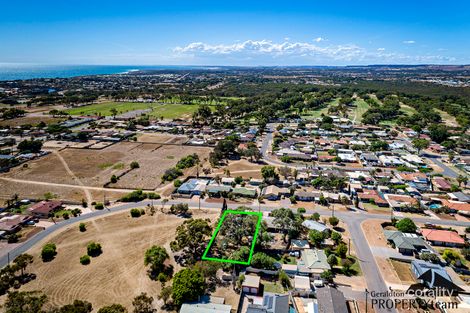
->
[1,1,469,65]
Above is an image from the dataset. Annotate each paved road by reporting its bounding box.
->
[425,156,460,178]
[3,198,470,313]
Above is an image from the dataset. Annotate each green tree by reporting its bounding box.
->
[158,286,172,306]
[87,242,102,257]
[327,254,338,267]
[80,255,90,265]
[130,161,140,169]
[320,270,333,283]
[144,245,169,276]
[79,223,86,232]
[309,230,325,248]
[4,291,47,313]
[98,304,127,313]
[396,218,417,233]
[278,270,291,289]
[170,218,212,264]
[250,252,276,270]
[270,208,301,242]
[261,165,279,181]
[329,216,339,227]
[41,243,57,262]
[331,232,342,245]
[132,292,155,313]
[412,138,430,154]
[311,212,320,221]
[172,268,205,306]
[54,300,93,313]
[13,253,33,277]
[336,243,348,258]
[457,175,468,187]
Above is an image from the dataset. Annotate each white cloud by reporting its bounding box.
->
[173,39,455,64]
[403,40,416,44]
[314,37,326,42]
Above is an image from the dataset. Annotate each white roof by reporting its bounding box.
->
[294,275,311,290]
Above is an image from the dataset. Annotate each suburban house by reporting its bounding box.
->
[27,200,63,218]
[176,178,208,195]
[262,185,290,201]
[421,229,465,247]
[433,177,452,191]
[232,187,257,198]
[206,184,232,197]
[297,248,331,276]
[411,260,464,294]
[295,191,320,202]
[448,192,470,203]
[384,230,427,255]
[301,220,330,233]
[246,293,289,313]
[242,274,261,295]
[384,194,418,210]
[290,239,310,251]
[357,190,389,207]
[0,214,33,234]
[315,286,349,313]
[293,275,312,293]
[179,303,231,313]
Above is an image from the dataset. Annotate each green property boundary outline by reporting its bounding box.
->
[202,210,262,265]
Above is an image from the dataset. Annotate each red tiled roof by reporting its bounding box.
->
[421,229,465,245]
[440,199,470,212]
[27,201,63,215]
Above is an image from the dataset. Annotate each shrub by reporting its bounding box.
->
[130,161,140,169]
[41,243,57,261]
[95,203,104,210]
[161,167,183,182]
[110,175,118,184]
[80,255,90,265]
[147,192,160,199]
[396,218,417,233]
[130,208,142,218]
[174,179,182,188]
[234,176,243,184]
[329,216,339,227]
[327,254,338,267]
[297,208,306,214]
[250,252,276,270]
[79,223,86,232]
[336,243,348,258]
[311,212,320,221]
[120,189,147,202]
[87,242,102,257]
[62,212,69,220]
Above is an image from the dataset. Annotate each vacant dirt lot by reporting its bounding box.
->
[0,116,65,127]
[137,133,188,145]
[1,141,212,196]
[361,219,389,248]
[10,209,220,311]
[213,159,265,179]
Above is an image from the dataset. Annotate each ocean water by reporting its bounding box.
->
[0,64,213,81]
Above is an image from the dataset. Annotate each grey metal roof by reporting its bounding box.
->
[316,286,349,313]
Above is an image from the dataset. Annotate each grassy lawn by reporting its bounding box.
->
[350,98,370,123]
[273,254,297,265]
[262,280,285,294]
[301,98,339,119]
[66,102,214,119]
[400,104,417,116]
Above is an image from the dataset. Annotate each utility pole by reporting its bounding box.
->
[348,238,351,255]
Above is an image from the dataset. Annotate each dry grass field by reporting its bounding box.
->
[213,159,265,179]
[7,209,220,311]
[0,116,65,127]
